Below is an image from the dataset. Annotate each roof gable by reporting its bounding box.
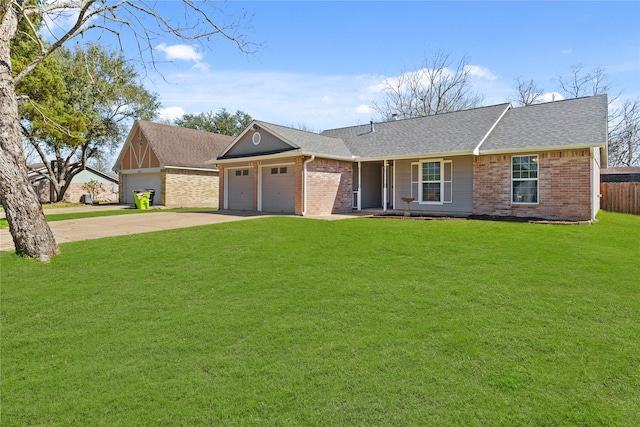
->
[480,95,608,153]
[115,121,235,171]
[218,120,353,160]
[28,163,118,184]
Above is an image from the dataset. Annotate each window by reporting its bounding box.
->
[422,161,441,202]
[270,166,287,175]
[512,155,538,204]
[418,160,452,204]
[235,170,241,176]
[242,169,249,176]
[235,169,249,176]
[411,163,419,199]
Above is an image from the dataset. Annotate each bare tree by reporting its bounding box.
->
[556,63,617,100]
[371,51,485,120]
[609,98,640,167]
[0,0,254,261]
[511,78,547,106]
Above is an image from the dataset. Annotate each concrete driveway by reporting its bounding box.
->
[0,206,362,252]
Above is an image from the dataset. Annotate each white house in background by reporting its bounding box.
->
[29,163,119,203]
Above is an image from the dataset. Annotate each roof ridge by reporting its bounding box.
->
[511,94,608,110]
[322,102,513,133]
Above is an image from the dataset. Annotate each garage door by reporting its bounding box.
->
[227,168,254,210]
[261,165,295,213]
[123,172,161,205]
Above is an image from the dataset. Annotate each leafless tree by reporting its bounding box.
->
[608,98,640,166]
[371,51,485,120]
[556,63,618,100]
[510,78,548,106]
[0,0,255,261]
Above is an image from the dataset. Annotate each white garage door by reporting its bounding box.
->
[124,172,161,205]
[227,168,254,210]
[261,165,295,213]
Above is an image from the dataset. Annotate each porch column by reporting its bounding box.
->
[357,161,362,211]
[383,160,388,212]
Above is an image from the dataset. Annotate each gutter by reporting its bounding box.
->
[209,151,355,165]
[301,155,315,216]
[477,143,606,157]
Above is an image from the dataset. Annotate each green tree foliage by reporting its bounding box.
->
[1,0,252,261]
[18,43,161,201]
[175,108,252,136]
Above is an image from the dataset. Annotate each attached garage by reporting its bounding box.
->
[260,164,295,213]
[226,168,254,211]
[122,172,161,205]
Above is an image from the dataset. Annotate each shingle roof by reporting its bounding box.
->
[479,95,608,152]
[254,121,354,159]
[321,103,511,158]
[216,96,608,163]
[137,121,234,169]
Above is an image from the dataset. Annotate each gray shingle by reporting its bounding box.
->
[480,95,608,152]
[255,121,353,158]
[321,103,511,158]
[137,121,234,169]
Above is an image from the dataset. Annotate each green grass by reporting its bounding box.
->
[1,212,639,426]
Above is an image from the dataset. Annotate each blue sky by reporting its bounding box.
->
[55,1,640,132]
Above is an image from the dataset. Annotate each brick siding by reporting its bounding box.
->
[163,169,219,207]
[473,149,593,221]
[305,158,353,215]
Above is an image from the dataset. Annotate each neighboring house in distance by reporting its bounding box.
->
[600,167,640,183]
[600,166,640,215]
[29,163,118,203]
[212,95,608,221]
[113,121,234,207]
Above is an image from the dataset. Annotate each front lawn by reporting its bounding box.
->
[1,212,638,425]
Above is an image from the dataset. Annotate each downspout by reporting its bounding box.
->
[302,155,315,216]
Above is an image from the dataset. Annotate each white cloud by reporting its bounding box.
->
[540,92,564,103]
[356,104,373,114]
[465,65,498,80]
[153,70,382,130]
[155,43,203,62]
[562,49,572,55]
[159,106,186,121]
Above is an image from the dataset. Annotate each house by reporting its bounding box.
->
[600,167,640,183]
[212,95,608,221]
[29,163,118,203]
[113,121,234,207]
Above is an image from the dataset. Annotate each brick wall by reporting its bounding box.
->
[163,169,219,207]
[473,149,593,221]
[305,158,353,215]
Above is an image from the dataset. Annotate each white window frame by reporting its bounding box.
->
[418,159,452,204]
[511,154,539,205]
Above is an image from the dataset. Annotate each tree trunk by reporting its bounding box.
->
[0,3,59,261]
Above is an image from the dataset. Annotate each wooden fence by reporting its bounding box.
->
[600,182,640,215]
